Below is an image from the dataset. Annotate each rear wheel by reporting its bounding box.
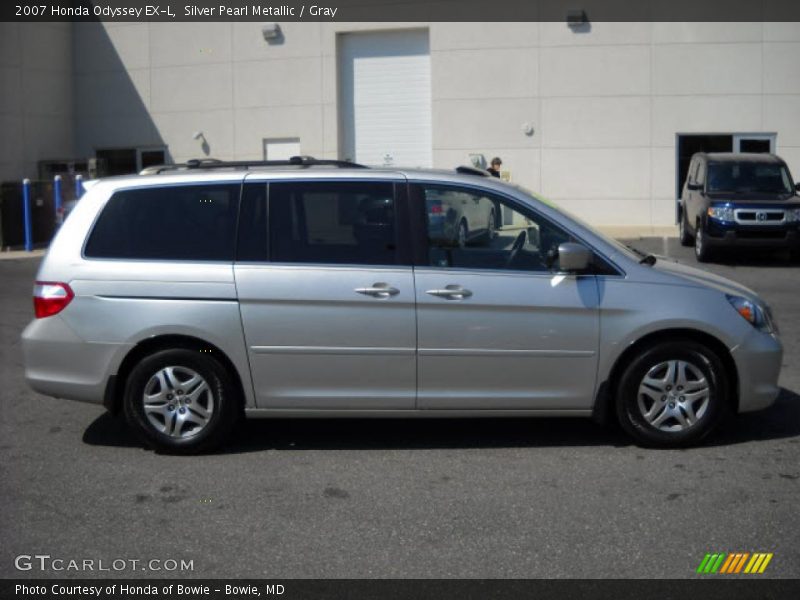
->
[616,341,728,447]
[123,348,239,454]
[679,207,693,246]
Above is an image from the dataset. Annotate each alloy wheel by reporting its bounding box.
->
[636,359,710,432]
[142,366,215,439]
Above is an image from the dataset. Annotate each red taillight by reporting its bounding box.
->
[429,203,444,214]
[33,282,74,318]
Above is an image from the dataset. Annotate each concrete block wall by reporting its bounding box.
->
[13,21,800,230]
[0,22,73,182]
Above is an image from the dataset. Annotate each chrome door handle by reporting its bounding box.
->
[426,285,473,300]
[355,282,400,298]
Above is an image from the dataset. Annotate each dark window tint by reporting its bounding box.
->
[417,184,573,272]
[96,148,137,176]
[85,184,240,261]
[707,162,793,194]
[237,183,267,261]
[269,181,397,265]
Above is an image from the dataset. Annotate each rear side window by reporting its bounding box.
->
[85,184,240,261]
[269,181,398,265]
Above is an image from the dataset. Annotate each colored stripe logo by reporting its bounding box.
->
[697,552,773,574]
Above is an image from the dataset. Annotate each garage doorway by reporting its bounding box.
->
[338,29,432,168]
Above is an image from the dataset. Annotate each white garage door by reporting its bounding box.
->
[339,30,432,168]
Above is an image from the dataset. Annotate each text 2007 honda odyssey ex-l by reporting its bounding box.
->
[22,158,783,453]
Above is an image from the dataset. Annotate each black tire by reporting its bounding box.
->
[123,348,240,454]
[679,207,693,246]
[615,340,729,448]
[694,219,713,262]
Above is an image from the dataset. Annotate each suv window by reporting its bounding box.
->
[707,161,793,194]
[85,184,240,261]
[269,181,398,265]
[413,183,573,272]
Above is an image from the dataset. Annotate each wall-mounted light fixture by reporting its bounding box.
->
[566,9,589,29]
[262,23,282,42]
[193,131,210,156]
[522,122,535,137]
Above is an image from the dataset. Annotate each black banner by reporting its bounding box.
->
[4,0,800,22]
[4,579,800,600]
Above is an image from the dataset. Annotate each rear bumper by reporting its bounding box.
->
[731,329,783,413]
[21,316,131,405]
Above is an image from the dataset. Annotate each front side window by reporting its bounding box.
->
[269,181,398,265]
[415,184,573,272]
[85,184,240,261]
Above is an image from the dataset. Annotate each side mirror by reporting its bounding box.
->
[557,242,592,273]
[795,182,800,192]
[687,182,703,191]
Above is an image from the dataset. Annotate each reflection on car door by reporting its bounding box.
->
[234,178,417,410]
[410,183,601,410]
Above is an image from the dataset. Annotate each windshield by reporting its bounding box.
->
[508,183,643,262]
[706,161,794,194]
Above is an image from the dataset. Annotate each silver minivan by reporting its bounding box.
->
[22,159,784,453]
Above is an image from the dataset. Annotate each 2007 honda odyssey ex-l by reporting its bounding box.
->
[22,158,783,453]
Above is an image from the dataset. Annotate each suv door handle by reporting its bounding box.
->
[355,283,400,298]
[426,285,473,300]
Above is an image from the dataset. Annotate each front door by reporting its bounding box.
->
[410,183,601,410]
[234,178,416,409]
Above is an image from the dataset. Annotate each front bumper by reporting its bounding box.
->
[705,220,800,248]
[731,328,783,412]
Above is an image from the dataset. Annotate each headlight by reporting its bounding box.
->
[708,205,735,221]
[726,295,777,334]
[785,208,800,223]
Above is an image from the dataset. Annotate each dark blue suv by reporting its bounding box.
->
[679,153,800,262]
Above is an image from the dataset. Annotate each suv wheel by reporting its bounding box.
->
[694,219,713,262]
[679,207,693,246]
[616,341,728,447]
[123,348,239,454]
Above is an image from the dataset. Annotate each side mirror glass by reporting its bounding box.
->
[557,242,592,273]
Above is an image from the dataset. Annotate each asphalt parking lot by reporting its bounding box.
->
[1,239,798,579]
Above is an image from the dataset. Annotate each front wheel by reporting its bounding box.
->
[615,341,728,448]
[123,348,240,454]
[694,220,713,262]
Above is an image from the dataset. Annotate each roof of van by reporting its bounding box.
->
[85,158,509,188]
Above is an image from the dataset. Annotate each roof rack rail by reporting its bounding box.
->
[455,165,491,177]
[139,155,368,175]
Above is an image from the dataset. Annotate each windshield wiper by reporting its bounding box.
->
[623,243,657,265]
